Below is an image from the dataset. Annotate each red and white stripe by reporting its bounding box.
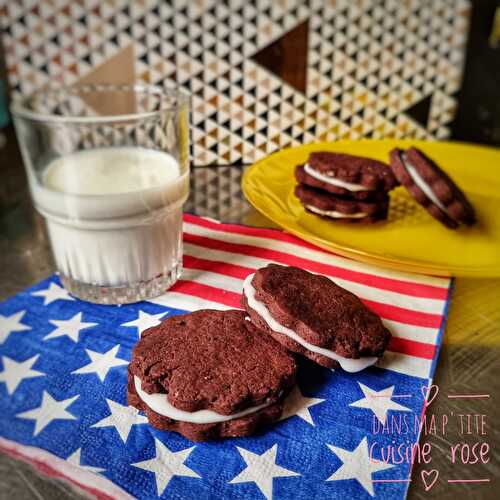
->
[149,215,451,380]
[0,438,132,500]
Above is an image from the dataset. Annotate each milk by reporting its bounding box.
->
[30,147,189,287]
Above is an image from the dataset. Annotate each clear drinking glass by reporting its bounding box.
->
[11,84,190,304]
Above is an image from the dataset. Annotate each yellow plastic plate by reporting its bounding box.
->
[242,140,500,277]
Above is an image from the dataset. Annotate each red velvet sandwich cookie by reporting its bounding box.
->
[295,184,389,223]
[242,264,391,371]
[389,147,476,229]
[298,151,398,200]
[128,309,296,441]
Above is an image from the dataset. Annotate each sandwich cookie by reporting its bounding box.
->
[242,264,391,371]
[298,151,398,199]
[295,184,389,223]
[128,309,296,441]
[295,165,389,201]
[389,147,476,229]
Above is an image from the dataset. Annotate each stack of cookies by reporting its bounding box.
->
[295,152,399,223]
[295,147,476,230]
[128,264,391,441]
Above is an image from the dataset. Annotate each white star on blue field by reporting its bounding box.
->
[0,276,430,499]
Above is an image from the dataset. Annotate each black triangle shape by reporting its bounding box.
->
[251,19,309,94]
[405,95,432,127]
[258,108,268,118]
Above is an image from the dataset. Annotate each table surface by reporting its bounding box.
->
[0,126,498,500]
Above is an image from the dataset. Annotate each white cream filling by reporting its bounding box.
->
[304,163,375,192]
[400,154,450,216]
[243,274,378,373]
[134,376,273,424]
[306,204,368,219]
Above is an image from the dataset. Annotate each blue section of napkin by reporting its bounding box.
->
[0,275,436,500]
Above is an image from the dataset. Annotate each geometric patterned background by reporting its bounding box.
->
[0,0,471,166]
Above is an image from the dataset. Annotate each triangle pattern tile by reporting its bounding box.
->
[2,0,471,166]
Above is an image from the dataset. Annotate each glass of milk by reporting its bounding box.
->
[11,84,190,304]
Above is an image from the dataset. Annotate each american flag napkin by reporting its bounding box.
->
[0,213,452,500]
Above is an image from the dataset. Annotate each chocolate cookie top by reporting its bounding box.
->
[295,165,389,201]
[295,184,389,215]
[248,264,391,359]
[389,147,475,229]
[307,152,398,191]
[129,309,296,415]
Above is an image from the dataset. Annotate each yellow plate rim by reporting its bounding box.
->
[242,140,500,278]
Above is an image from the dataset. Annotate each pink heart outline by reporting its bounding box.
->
[421,384,439,407]
[421,469,439,491]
